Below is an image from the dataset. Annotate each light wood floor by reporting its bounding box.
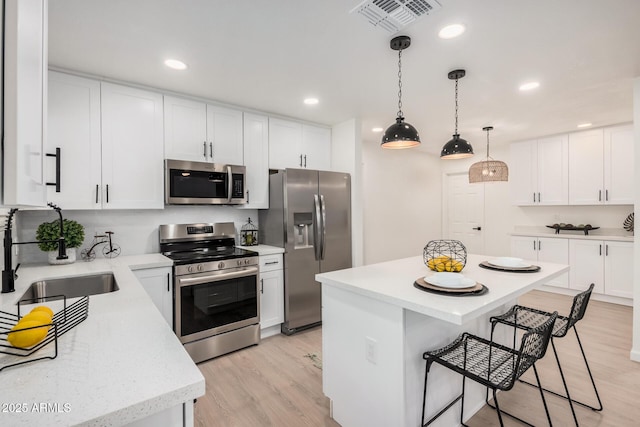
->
[194,290,639,426]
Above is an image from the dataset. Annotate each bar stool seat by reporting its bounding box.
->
[490,284,601,427]
[422,312,558,427]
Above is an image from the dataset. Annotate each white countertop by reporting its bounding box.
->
[511,227,634,242]
[0,254,205,426]
[237,244,284,255]
[316,254,569,325]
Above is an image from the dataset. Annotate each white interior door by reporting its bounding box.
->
[444,173,485,254]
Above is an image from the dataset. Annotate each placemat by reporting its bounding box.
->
[414,277,488,296]
[479,261,541,273]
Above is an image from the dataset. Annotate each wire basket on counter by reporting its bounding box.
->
[423,240,467,272]
[0,295,89,372]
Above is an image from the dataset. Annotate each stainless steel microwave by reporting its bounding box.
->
[165,159,246,205]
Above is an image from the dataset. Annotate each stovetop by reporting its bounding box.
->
[164,247,258,265]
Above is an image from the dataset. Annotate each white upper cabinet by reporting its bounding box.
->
[269,118,331,170]
[46,71,102,209]
[604,124,634,205]
[240,113,269,209]
[206,104,244,165]
[568,125,633,205]
[100,82,164,209]
[3,0,48,207]
[163,96,243,165]
[510,135,568,206]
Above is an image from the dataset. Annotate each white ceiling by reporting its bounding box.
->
[48,0,640,155]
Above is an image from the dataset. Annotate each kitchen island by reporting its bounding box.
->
[316,254,569,427]
[0,255,204,426]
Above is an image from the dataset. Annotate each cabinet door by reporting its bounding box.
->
[509,140,537,205]
[604,241,633,298]
[569,239,604,293]
[537,134,568,205]
[2,0,47,206]
[47,72,102,209]
[302,124,331,170]
[568,129,604,205]
[101,83,164,209]
[269,118,303,170]
[206,104,244,165]
[260,269,284,329]
[604,124,634,205]
[134,267,173,328]
[510,236,538,263]
[163,96,207,162]
[239,113,269,209]
[537,237,569,288]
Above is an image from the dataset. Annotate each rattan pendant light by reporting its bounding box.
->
[381,35,421,149]
[441,69,474,159]
[468,126,509,183]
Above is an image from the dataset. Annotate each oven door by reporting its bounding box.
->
[175,265,259,344]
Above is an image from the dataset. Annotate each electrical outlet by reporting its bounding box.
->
[365,336,377,364]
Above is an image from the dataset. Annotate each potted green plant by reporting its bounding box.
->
[36,218,85,265]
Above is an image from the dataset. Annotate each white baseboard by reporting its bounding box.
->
[536,285,632,307]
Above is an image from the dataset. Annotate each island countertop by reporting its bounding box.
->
[316,253,569,325]
[0,254,205,426]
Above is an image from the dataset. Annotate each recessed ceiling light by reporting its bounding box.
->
[519,81,540,91]
[577,122,593,128]
[164,59,187,70]
[372,127,383,133]
[304,98,319,105]
[438,24,465,39]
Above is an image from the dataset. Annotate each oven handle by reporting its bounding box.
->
[177,266,258,288]
[227,165,233,203]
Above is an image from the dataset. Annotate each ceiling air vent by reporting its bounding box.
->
[351,0,442,33]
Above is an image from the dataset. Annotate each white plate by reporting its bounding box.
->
[487,257,531,268]
[424,272,476,289]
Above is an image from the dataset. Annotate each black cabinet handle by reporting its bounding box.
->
[246,190,250,204]
[304,155,307,168]
[106,184,109,203]
[265,261,279,265]
[299,154,303,167]
[605,244,609,256]
[533,240,536,250]
[203,141,207,158]
[533,193,535,203]
[209,142,213,159]
[167,273,170,292]
[599,190,602,202]
[537,192,541,203]
[472,226,482,231]
[538,240,541,251]
[45,147,61,192]
[96,184,99,203]
[599,244,602,256]
[260,278,264,294]
[606,189,609,202]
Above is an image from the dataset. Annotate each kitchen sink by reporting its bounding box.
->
[18,273,119,303]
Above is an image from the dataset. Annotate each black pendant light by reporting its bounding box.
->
[441,69,474,159]
[381,35,420,149]
[468,126,509,183]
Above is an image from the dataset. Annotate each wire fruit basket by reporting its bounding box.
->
[0,295,89,372]
[423,240,467,272]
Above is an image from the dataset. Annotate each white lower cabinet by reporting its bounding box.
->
[134,267,173,328]
[511,236,569,288]
[258,254,284,332]
[569,239,633,298]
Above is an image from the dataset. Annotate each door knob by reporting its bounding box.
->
[472,226,482,231]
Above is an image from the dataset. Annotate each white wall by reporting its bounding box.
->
[361,142,442,265]
[332,118,364,267]
[14,206,257,263]
[632,77,640,362]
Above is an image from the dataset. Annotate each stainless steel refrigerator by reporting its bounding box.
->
[259,169,352,334]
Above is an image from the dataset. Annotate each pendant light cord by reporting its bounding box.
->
[454,77,459,134]
[397,49,403,118]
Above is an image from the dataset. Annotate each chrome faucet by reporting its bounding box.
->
[1,203,68,294]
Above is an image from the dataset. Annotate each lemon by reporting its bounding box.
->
[31,305,54,318]
[7,320,49,348]
[19,311,52,324]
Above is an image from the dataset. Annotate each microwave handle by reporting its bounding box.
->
[227,165,233,202]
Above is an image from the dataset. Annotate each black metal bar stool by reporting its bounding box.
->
[421,312,558,427]
[489,284,601,427]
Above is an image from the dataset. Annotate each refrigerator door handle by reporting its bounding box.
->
[319,194,327,260]
[313,194,322,261]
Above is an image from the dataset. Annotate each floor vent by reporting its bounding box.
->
[351,0,442,33]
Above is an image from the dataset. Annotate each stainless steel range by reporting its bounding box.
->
[159,222,259,363]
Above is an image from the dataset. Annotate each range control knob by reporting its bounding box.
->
[237,260,242,266]
[187,265,194,273]
[197,264,203,272]
[218,262,225,269]
[244,259,250,265]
